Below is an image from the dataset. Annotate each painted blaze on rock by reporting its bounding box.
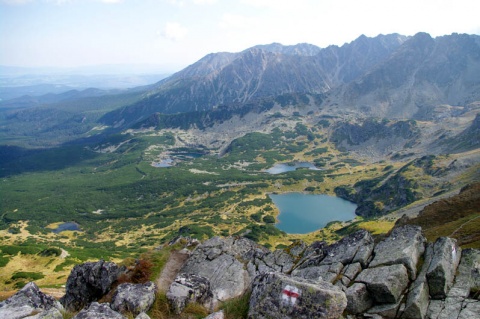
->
[281,285,301,306]
[248,272,347,319]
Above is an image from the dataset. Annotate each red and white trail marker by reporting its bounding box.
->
[281,285,301,306]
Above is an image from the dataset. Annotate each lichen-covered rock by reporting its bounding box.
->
[341,262,363,286]
[134,313,151,319]
[402,242,433,319]
[60,260,123,312]
[367,300,403,318]
[448,248,480,298]
[426,237,461,299]
[180,236,266,302]
[30,308,64,319]
[369,225,426,280]
[166,273,213,314]
[111,282,156,316]
[204,310,224,319]
[292,262,343,283]
[295,230,374,271]
[355,264,409,304]
[321,230,374,267]
[0,282,63,319]
[72,302,126,319]
[26,308,63,319]
[248,272,347,319]
[345,283,373,314]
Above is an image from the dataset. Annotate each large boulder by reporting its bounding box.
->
[427,248,480,319]
[355,264,409,304]
[111,281,156,316]
[369,225,426,280]
[426,237,461,299]
[60,260,123,312]
[180,236,266,302]
[295,230,374,270]
[166,273,213,314]
[292,262,343,283]
[72,302,125,319]
[248,272,347,319]
[402,242,434,319]
[345,282,373,314]
[0,282,63,319]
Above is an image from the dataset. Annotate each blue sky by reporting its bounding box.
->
[1,0,479,73]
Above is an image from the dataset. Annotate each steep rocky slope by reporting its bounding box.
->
[2,226,479,319]
[100,32,479,129]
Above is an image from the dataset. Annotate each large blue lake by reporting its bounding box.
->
[269,193,357,234]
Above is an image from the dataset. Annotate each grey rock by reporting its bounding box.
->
[367,300,403,318]
[295,241,327,267]
[430,296,464,319]
[369,225,426,280]
[261,249,296,273]
[402,242,433,319]
[166,273,213,314]
[296,230,374,270]
[346,283,373,314]
[25,308,63,319]
[342,262,363,285]
[60,260,123,312]
[72,302,126,319]
[111,281,156,316]
[402,281,429,319]
[426,299,444,319]
[292,262,343,283]
[356,264,409,304]
[458,300,480,319]
[134,312,151,319]
[180,236,266,302]
[248,272,347,319]
[204,310,225,319]
[426,237,461,299]
[0,282,63,319]
[448,248,480,298]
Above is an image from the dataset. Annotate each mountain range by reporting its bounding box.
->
[98,32,480,129]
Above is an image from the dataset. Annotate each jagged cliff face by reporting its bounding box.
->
[334,32,480,120]
[100,32,479,128]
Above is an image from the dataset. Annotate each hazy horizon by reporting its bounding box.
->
[1,0,480,73]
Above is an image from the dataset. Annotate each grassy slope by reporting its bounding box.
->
[1,116,479,290]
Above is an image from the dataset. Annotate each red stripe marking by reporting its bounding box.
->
[282,289,299,298]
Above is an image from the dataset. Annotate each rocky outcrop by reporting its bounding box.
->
[72,302,125,319]
[166,273,213,314]
[0,282,64,319]
[60,260,123,312]
[5,225,479,319]
[426,237,461,299]
[179,236,268,302]
[355,264,409,304]
[111,282,156,316]
[369,225,426,280]
[291,230,374,284]
[248,272,347,319]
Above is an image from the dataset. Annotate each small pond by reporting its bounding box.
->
[265,162,320,174]
[269,193,357,234]
[152,158,174,167]
[51,222,81,233]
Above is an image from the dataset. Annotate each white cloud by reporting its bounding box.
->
[160,22,188,41]
[0,0,32,4]
[219,13,257,29]
[99,0,122,3]
[192,0,217,4]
